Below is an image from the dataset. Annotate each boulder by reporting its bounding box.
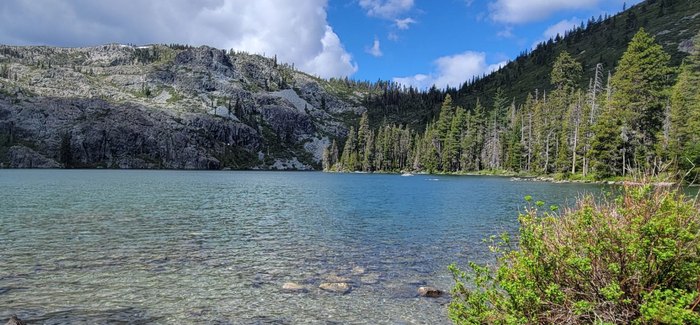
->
[319,282,351,294]
[418,286,443,298]
[5,315,26,325]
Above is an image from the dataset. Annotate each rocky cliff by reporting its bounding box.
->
[0,44,364,169]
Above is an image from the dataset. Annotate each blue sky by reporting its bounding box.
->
[328,0,640,88]
[0,0,641,89]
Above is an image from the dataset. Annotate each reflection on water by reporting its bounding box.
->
[0,170,602,324]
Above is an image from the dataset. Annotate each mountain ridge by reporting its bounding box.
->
[0,44,364,169]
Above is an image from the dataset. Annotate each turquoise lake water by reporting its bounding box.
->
[0,170,605,324]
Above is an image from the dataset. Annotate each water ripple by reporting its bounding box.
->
[0,170,603,324]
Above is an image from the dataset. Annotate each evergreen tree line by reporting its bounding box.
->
[323,29,700,181]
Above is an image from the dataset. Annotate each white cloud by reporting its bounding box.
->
[497,26,514,38]
[365,38,383,57]
[359,0,414,19]
[394,17,416,30]
[0,0,358,78]
[543,18,582,39]
[531,17,582,49]
[393,74,431,89]
[304,26,359,77]
[394,52,507,90]
[387,32,399,41]
[489,0,599,24]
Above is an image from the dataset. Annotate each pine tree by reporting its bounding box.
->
[591,108,624,178]
[669,31,700,181]
[606,28,672,175]
[505,104,524,171]
[521,93,536,172]
[322,146,331,171]
[357,111,371,169]
[444,107,465,171]
[339,127,357,171]
[484,89,507,170]
[362,130,375,171]
[436,94,455,169]
[330,139,339,170]
[551,51,583,92]
[421,125,439,173]
[549,52,583,174]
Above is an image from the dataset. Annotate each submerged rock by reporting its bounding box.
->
[319,282,351,294]
[417,286,443,298]
[5,315,26,325]
[360,273,380,285]
[282,282,307,292]
[351,266,366,275]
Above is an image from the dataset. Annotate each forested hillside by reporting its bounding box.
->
[336,0,699,132]
[326,25,700,181]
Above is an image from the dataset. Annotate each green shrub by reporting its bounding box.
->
[449,185,700,324]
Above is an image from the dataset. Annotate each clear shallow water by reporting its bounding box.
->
[0,170,603,324]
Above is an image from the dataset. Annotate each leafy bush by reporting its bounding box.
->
[449,185,700,324]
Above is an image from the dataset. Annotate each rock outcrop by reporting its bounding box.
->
[7,145,60,168]
[0,44,364,169]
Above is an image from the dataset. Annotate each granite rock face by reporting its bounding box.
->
[6,145,60,168]
[0,44,364,169]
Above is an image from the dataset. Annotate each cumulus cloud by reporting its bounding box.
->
[543,18,582,39]
[394,17,416,30]
[365,38,383,57]
[359,0,414,19]
[394,51,506,89]
[531,17,582,49]
[489,0,599,24]
[0,0,357,78]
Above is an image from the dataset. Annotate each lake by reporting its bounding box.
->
[0,170,603,324]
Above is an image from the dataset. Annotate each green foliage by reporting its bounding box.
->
[590,108,624,179]
[551,51,582,91]
[451,0,697,111]
[323,1,699,178]
[589,29,673,179]
[449,185,700,324]
[607,29,673,174]
[669,31,700,182]
[329,26,697,182]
